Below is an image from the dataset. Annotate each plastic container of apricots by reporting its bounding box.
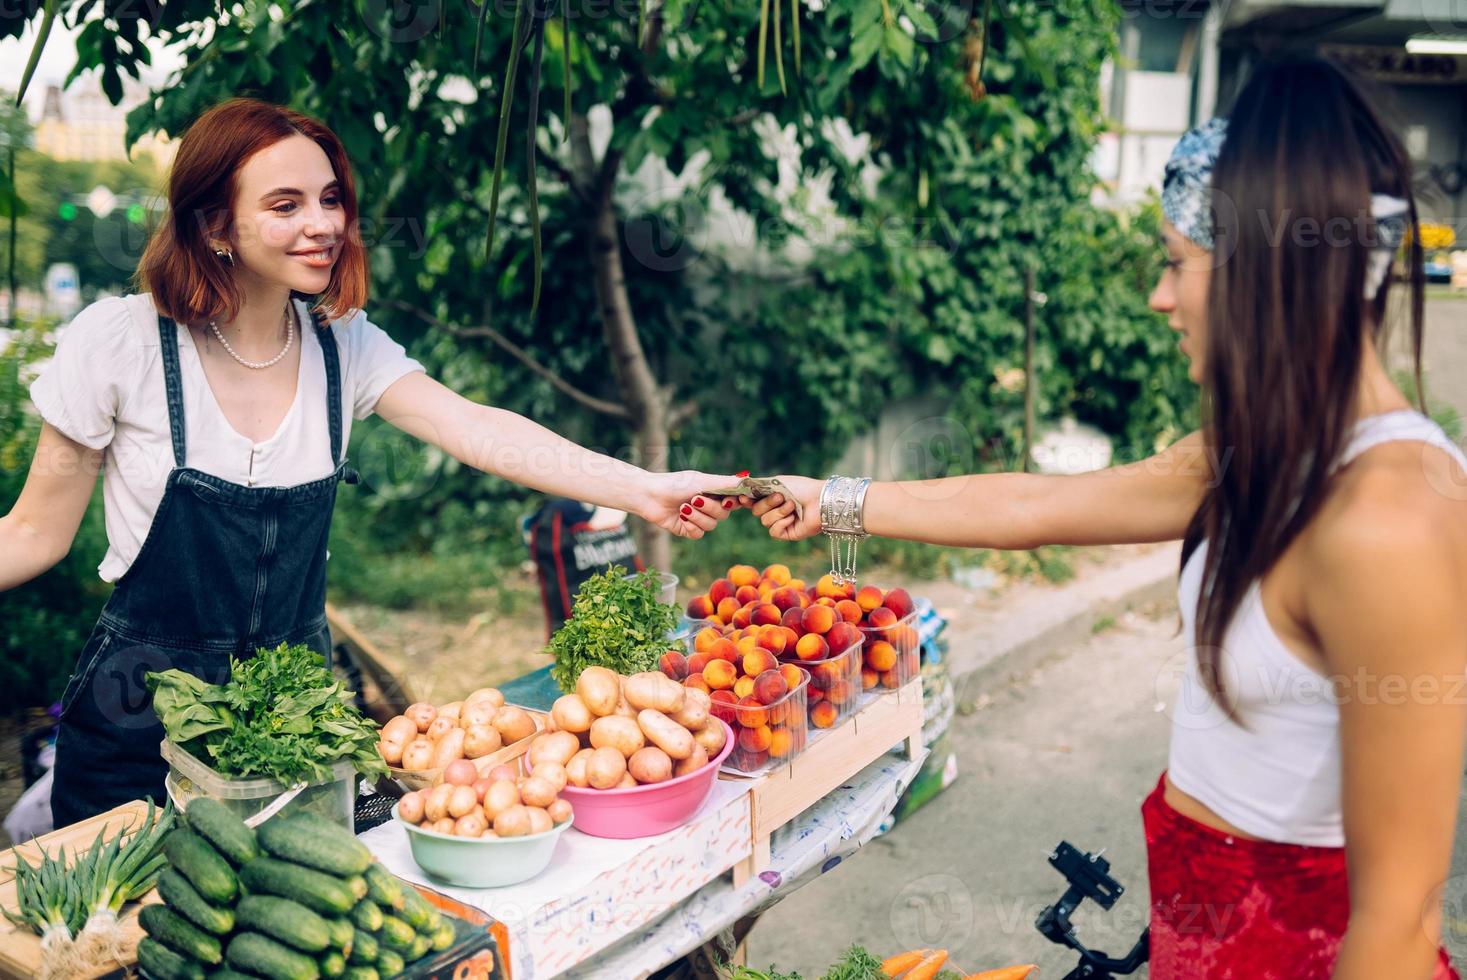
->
[715,665,810,776]
[795,634,864,731]
[859,607,922,695]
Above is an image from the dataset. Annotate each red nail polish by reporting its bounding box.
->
[723,500,734,510]
[693,497,705,507]
[736,470,750,478]
[680,505,692,516]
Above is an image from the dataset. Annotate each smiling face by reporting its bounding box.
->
[1149,221,1214,384]
[222,133,346,298]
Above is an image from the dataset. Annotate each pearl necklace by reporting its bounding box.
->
[208,302,295,370]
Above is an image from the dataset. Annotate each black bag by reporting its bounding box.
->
[527,499,643,636]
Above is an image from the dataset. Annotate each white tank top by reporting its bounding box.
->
[1167,410,1467,847]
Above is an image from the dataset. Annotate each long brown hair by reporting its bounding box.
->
[137,98,369,323]
[1181,57,1425,709]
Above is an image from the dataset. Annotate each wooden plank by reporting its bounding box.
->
[326,601,418,713]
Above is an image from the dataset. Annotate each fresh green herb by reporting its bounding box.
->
[547,569,679,692]
[722,944,892,980]
[148,643,386,785]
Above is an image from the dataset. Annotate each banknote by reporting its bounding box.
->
[702,476,804,523]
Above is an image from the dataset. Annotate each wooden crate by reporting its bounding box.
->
[0,801,161,980]
[730,678,924,886]
[386,706,549,791]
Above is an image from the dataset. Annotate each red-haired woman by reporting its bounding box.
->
[748,60,1467,978]
[0,98,735,825]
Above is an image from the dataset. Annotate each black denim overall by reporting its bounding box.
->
[51,312,355,826]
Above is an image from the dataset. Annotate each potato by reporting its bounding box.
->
[617,772,638,788]
[430,817,457,835]
[551,694,594,734]
[437,701,463,724]
[628,746,673,784]
[430,728,467,768]
[480,828,500,839]
[382,715,418,744]
[463,724,503,759]
[466,687,506,708]
[525,807,553,836]
[377,738,405,766]
[519,775,558,809]
[483,780,520,821]
[494,805,533,838]
[494,705,537,744]
[424,784,455,823]
[405,702,438,733]
[534,762,569,794]
[460,700,499,730]
[447,785,479,819]
[637,709,695,761]
[472,778,494,803]
[613,697,637,719]
[565,748,594,788]
[694,720,727,756]
[397,790,426,824]
[624,672,686,714]
[587,747,628,790]
[426,716,457,741]
[670,688,711,731]
[674,743,710,778]
[575,667,621,717]
[529,731,581,770]
[400,737,435,771]
[488,764,518,782]
[589,716,645,757]
[443,759,479,786]
[454,811,488,837]
[548,799,573,825]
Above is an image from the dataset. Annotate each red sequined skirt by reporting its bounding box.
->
[1142,772,1459,979]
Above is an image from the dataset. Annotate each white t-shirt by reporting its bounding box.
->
[30,293,424,582]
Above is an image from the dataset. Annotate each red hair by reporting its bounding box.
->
[137,98,369,323]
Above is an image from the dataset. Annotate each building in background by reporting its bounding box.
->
[32,78,174,165]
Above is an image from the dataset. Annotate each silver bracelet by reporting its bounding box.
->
[820,475,871,585]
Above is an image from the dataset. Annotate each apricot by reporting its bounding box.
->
[737,722,773,752]
[801,605,836,636]
[883,587,916,620]
[781,607,805,633]
[731,605,755,630]
[781,627,801,652]
[686,672,712,694]
[827,680,855,705]
[751,602,782,627]
[704,659,737,690]
[855,585,885,613]
[770,587,802,612]
[825,621,863,656]
[708,578,736,605]
[733,675,755,700]
[861,668,880,690]
[769,726,795,758]
[754,668,788,705]
[866,640,898,672]
[742,649,778,679]
[728,564,760,588]
[687,651,713,676]
[795,633,829,662]
[693,625,723,653]
[659,651,688,681]
[788,578,806,592]
[716,597,740,623]
[708,637,739,663]
[835,599,863,624]
[895,624,921,651]
[779,663,804,692]
[815,574,854,601]
[815,597,837,609]
[880,669,900,689]
[762,563,792,586]
[810,701,839,729]
[686,595,715,620]
[866,606,898,630]
[710,690,738,724]
[756,627,787,656]
[735,635,759,660]
[735,585,760,606]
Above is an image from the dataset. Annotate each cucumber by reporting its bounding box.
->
[257,817,372,876]
[157,868,235,935]
[375,950,404,977]
[140,903,224,965]
[345,875,368,902]
[397,888,434,931]
[376,914,416,951]
[226,933,321,980]
[204,972,258,980]
[431,920,455,951]
[137,937,205,980]
[342,968,379,980]
[165,830,238,905]
[239,858,356,916]
[183,799,258,866]
[235,895,331,953]
[321,951,347,978]
[363,864,405,911]
[349,899,382,933]
[349,929,378,964]
[326,916,355,951]
[408,932,432,961]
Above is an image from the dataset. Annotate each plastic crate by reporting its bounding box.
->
[716,666,810,775]
[787,635,863,731]
[859,607,922,693]
[160,739,356,831]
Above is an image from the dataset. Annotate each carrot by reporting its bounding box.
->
[902,949,949,980]
[881,949,929,977]
[964,965,1038,980]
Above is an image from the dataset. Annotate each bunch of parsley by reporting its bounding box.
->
[147,642,386,784]
[548,569,679,693]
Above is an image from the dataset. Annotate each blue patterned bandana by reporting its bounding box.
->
[1162,117,1229,251]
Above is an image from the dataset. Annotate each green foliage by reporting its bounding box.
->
[0,322,112,711]
[546,569,678,692]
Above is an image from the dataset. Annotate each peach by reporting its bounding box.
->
[735,585,760,606]
[728,564,760,588]
[659,651,688,681]
[794,633,829,662]
[709,638,739,663]
[762,563,792,586]
[737,722,773,752]
[716,597,740,623]
[754,668,788,705]
[835,599,863,624]
[788,578,806,592]
[756,627,788,656]
[806,686,825,705]
[894,624,921,651]
[866,640,897,672]
[815,597,837,608]
[866,606,898,630]
[861,668,879,690]
[733,675,755,700]
[827,680,854,705]
[686,595,715,620]
[770,587,802,612]
[813,661,846,688]
[781,607,805,633]
[735,696,771,728]
[883,587,916,620]
[769,726,794,758]
[815,574,854,601]
[685,672,712,694]
[742,649,778,678]
[708,578,736,605]
[781,626,801,652]
[810,701,839,729]
[825,621,863,655]
[880,669,900,689]
[710,689,738,724]
[735,635,760,660]
[693,625,723,653]
[801,605,836,636]
[855,585,885,613]
[751,602,782,627]
[732,605,755,630]
[704,659,737,690]
[779,663,804,692]
[687,651,713,676]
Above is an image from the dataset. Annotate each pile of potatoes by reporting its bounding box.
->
[396,759,573,838]
[527,667,729,790]
[377,687,540,772]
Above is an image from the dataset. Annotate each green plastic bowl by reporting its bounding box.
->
[394,803,573,888]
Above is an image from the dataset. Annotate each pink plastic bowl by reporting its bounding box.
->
[538,719,735,839]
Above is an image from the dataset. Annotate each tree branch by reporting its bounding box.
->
[384,299,631,420]
[669,399,699,428]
